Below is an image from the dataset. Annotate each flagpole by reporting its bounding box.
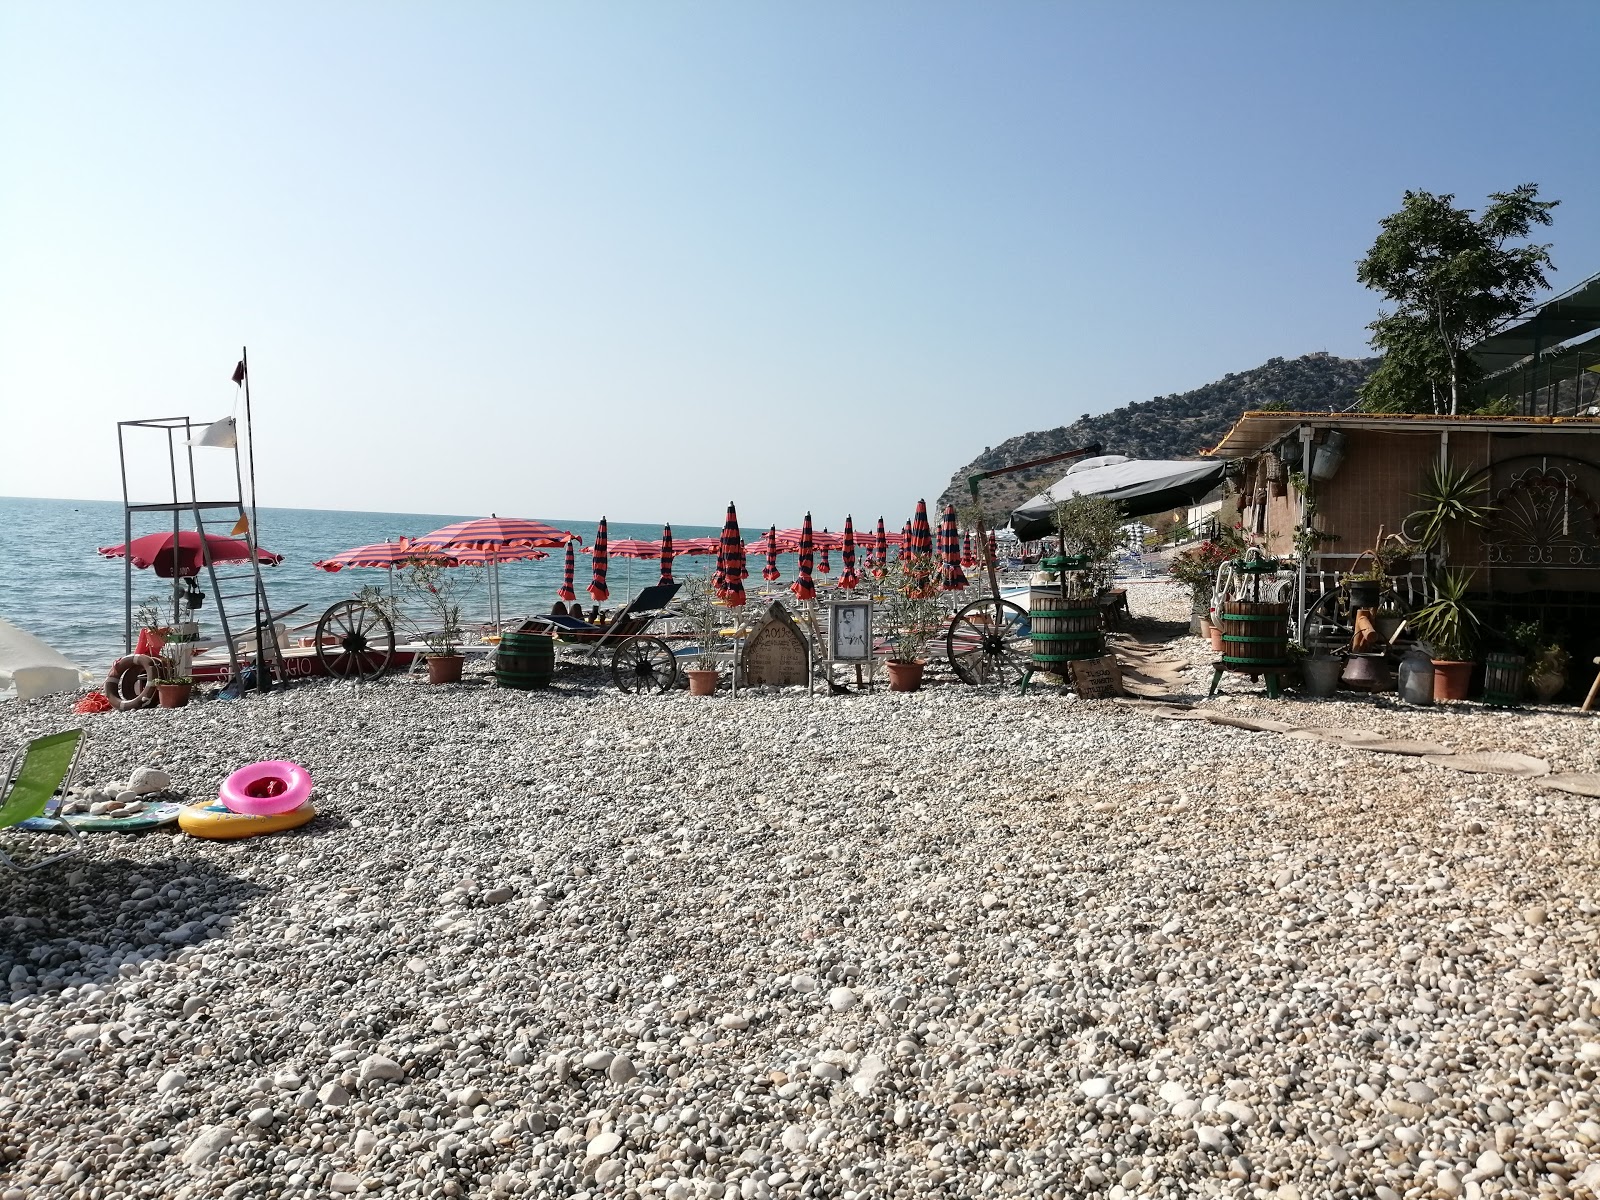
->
[242,346,259,540]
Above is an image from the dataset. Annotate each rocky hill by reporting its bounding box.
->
[937,352,1380,516]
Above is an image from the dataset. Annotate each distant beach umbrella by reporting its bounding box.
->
[818,534,832,575]
[899,521,911,562]
[412,515,577,553]
[961,531,977,569]
[762,525,781,582]
[874,518,889,578]
[838,516,860,591]
[588,517,610,603]
[986,530,998,565]
[659,524,675,587]
[939,504,968,591]
[717,502,746,607]
[790,513,817,602]
[313,541,442,572]
[558,542,577,602]
[908,500,936,597]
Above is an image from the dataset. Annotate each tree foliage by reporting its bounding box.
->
[1356,185,1557,414]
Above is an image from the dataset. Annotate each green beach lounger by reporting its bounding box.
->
[0,729,87,871]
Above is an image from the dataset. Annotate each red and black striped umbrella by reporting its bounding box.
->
[717,502,746,607]
[986,530,998,565]
[313,541,450,572]
[874,517,888,578]
[960,531,977,568]
[412,515,577,552]
[558,542,577,601]
[818,534,832,575]
[899,520,912,562]
[939,504,968,591]
[659,524,675,587]
[838,516,860,591]
[909,500,935,597]
[587,517,610,602]
[790,512,817,601]
[762,525,781,582]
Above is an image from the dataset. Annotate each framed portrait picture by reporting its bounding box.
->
[827,600,872,662]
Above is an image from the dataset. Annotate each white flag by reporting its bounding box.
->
[190,417,237,448]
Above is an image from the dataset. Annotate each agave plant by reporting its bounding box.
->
[1405,462,1491,552]
[1409,568,1481,662]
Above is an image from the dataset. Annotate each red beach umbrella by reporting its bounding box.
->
[874,518,889,578]
[939,504,968,591]
[961,531,977,569]
[659,524,675,587]
[899,521,911,562]
[986,530,998,565]
[908,500,936,597]
[448,546,548,566]
[313,541,446,572]
[100,531,281,578]
[411,515,578,552]
[838,516,860,591]
[790,513,817,602]
[558,542,577,602]
[818,535,832,575]
[717,502,746,607]
[762,525,781,582]
[604,539,665,559]
[588,517,610,602]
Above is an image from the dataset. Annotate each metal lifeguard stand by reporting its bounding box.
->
[114,350,283,689]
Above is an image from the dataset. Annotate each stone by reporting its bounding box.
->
[483,886,514,905]
[247,1107,274,1128]
[329,1172,359,1194]
[607,1055,638,1083]
[1476,1149,1504,1176]
[182,1125,233,1167]
[782,1125,809,1153]
[790,974,818,994]
[586,1130,622,1157]
[318,1082,350,1107]
[827,986,857,1012]
[128,767,172,794]
[358,1054,404,1084]
[717,1014,749,1030]
[1081,1077,1113,1099]
[582,1050,614,1071]
[1158,1081,1188,1104]
[595,1161,625,1184]
[353,1130,378,1157]
[156,1069,187,1095]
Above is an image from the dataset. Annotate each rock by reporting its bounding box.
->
[1524,906,1547,925]
[353,1130,378,1158]
[115,790,140,805]
[358,1054,404,1084]
[1476,1149,1504,1176]
[273,1070,303,1091]
[1081,1077,1112,1099]
[182,1125,233,1166]
[156,1070,187,1095]
[318,1082,350,1107]
[827,986,857,1012]
[1437,1170,1462,1196]
[129,767,172,794]
[1158,1081,1188,1104]
[607,1055,638,1083]
[329,1172,359,1194]
[586,1130,622,1157]
[851,1054,886,1097]
[595,1160,625,1184]
[483,886,514,905]
[790,974,818,994]
[582,1050,614,1072]
[782,1125,809,1153]
[717,1014,749,1030]
[247,1107,274,1128]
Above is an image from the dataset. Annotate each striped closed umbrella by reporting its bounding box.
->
[717,502,746,607]
[558,542,577,602]
[874,518,889,578]
[762,525,781,582]
[659,524,675,587]
[899,520,911,562]
[909,500,936,597]
[818,534,832,575]
[790,512,817,602]
[939,504,968,591]
[961,531,977,569]
[587,517,610,602]
[838,516,860,591]
[986,530,998,565]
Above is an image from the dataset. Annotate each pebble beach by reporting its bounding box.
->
[3,584,1599,1200]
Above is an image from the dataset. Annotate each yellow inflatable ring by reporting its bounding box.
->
[178,800,315,840]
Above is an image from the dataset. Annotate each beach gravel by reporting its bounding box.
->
[1,582,1598,1198]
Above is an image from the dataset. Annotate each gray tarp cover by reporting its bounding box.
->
[1009,455,1228,539]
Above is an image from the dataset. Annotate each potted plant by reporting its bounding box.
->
[1339,553,1386,612]
[403,555,465,684]
[1405,462,1491,555]
[157,674,194,708]
[135,595,172,656]
[1169,527,1247,634]
[879,556,943,692]
[1374,534,1416,578]
[1408,569,1481,700]
[680,575,724,696]
[1510,621,1570,703]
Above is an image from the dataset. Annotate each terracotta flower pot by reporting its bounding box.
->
[1531,671,1565,703]
[157,682,192,709]
[1431,660,1474,701]
[686,668,719,696]
[427,654,465,685]
[1208,627,1225,653]
[886,660,925,692]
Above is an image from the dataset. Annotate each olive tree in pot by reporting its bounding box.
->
[679,575,724,696]
[879,555,942,692]
[403,555,465,684]
[1409,569,1481,700]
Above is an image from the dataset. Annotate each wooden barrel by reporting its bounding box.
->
[496,630,556,689]
[1218,600,1289,669]
[1030,591,1103,668]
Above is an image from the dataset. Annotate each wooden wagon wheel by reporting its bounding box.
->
[947,597,1031,686]
[611,635,678,694]
[1298,584,1416,652]
[315,600,395,682]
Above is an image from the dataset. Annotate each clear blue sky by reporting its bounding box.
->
[4,2,1597,529]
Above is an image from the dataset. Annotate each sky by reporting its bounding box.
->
[4,2,1598,530]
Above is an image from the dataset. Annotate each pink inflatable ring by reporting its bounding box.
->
[219,760,312,816]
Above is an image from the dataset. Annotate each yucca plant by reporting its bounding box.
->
[1409,568,1481,662]
[1406,463,1491,552]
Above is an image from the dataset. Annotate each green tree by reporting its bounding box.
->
[1356,185,1557,414]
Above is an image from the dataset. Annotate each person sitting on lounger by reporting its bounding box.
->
[551,601,568,616]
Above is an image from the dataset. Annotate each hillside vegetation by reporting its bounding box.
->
[937,352,1380,516]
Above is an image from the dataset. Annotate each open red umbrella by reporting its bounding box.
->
[313,541,447,572]
[588,518,610,602]
[762,525,781,582]
[838,516,860,591]
[717,502,746,607]
[939,504,968,591]
[659,524,675,587]
[558,542,577,602]
[100,531,281,578]
[790,513,817,602]
[411,515,577,552]
[961,531,977,569]
[874,518,889,578]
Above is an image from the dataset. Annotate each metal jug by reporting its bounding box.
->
[1398,646,1435,706]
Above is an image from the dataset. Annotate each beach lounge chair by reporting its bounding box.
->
[0,729,87,871]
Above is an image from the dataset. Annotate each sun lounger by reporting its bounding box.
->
[1,729,87,871]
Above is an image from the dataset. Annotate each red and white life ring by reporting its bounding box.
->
[106,655,164,711]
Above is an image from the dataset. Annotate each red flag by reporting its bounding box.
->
[232,360,247,385]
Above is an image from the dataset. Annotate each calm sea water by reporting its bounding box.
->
[0,496,750,671]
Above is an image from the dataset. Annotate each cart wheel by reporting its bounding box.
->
[612,636,678,694]
[315,600,395,681]
[1298,586,1415,652]
[947,597,1031,686]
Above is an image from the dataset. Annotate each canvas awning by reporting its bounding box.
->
[1470,273,1600,376]
[1009,455,1229,540]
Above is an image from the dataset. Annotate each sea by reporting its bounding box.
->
[0,496,766,672]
